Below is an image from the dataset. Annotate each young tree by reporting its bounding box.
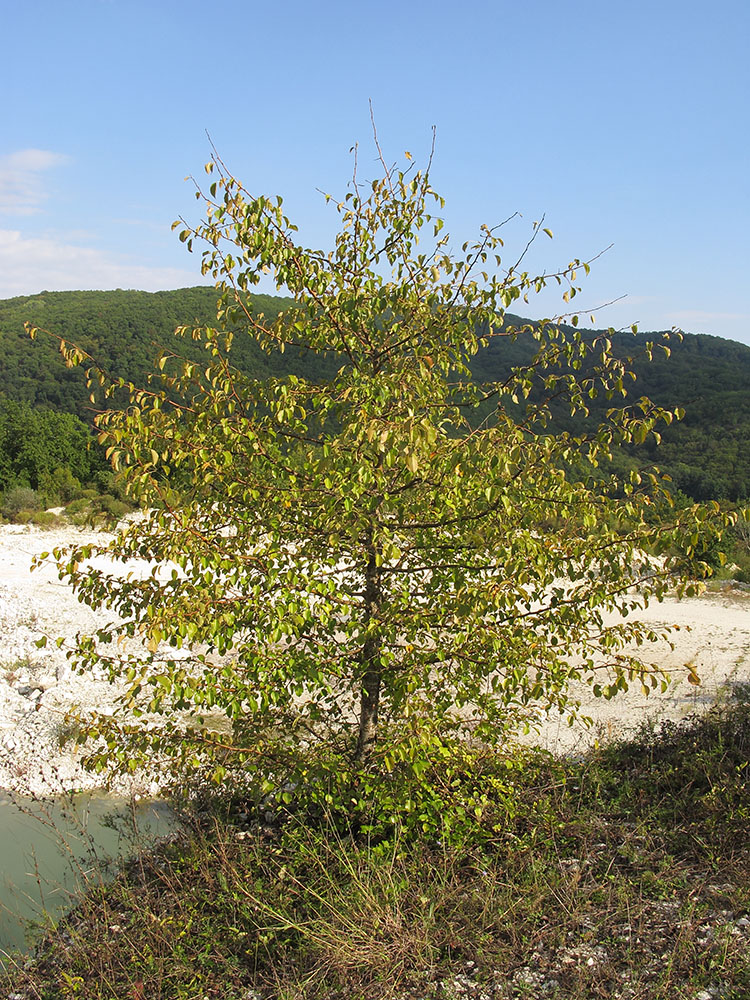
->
[32,138,734,826]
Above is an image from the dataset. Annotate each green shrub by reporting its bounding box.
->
[38,466,83,506]
[63,493,132,527]
[64,497,91,514]
[90,469,129,502]
[98,495,130,520]
[27,510,61,528]
[1,486,41,520]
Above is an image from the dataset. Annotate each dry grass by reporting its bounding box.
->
[3,696,750,999]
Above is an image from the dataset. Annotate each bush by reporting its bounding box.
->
[90,469,129,502]
[38,466,83,506]
[64,497,91,515]
[98,495,130,521]
[27,510,61,528]
[1,486,41,521]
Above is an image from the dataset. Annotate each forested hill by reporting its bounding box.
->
[0,287,311,414]
[0,287,748,501]
[617,332,750,500]
[472,323,750,500]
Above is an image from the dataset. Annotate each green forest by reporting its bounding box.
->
[0,286,748,502]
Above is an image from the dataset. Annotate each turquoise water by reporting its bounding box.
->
[0,791,174,963]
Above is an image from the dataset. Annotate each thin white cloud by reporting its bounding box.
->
[0,229,201,296]
[671,309,750,324]
[0,149,70,215]
[667,309,750,344]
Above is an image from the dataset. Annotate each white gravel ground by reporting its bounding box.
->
[529,585,750,752]
[0,523,148,796]
[0,522,748,795]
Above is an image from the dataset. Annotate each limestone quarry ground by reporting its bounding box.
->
[0,521,748,795]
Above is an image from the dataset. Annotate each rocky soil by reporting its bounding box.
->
[0,523,156,796]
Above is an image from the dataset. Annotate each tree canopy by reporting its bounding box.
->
[34,142,737,835]
[0,396,102,496]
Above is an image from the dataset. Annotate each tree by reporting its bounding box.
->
[0,396,97,495]
[33,138,736,831]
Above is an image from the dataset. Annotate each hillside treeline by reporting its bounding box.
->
[0,287,333,415]
[0,287,748,502]
[472,324,750,501]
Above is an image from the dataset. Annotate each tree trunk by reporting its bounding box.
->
[355,535,382,764]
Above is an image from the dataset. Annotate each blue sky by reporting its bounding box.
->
[4,0,749,344]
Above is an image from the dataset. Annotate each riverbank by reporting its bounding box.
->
[0,790,173,959]
[1,522,749,795]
